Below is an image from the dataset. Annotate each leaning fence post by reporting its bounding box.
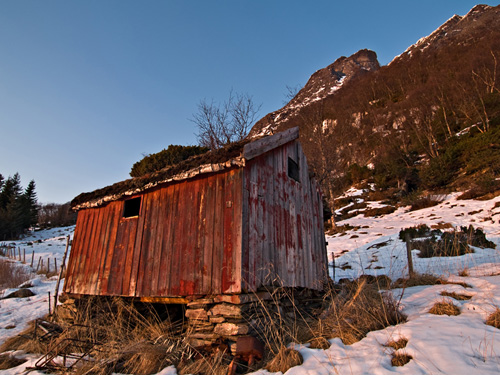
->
[405,234,414,277]
[53,235,71,318]
[31,251,35,268]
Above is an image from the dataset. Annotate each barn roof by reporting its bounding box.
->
[71,127,299,210]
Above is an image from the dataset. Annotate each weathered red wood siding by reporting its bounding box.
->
[242,140,327,291]
[64,168,243,297]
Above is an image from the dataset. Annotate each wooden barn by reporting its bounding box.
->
[63,127,327,304]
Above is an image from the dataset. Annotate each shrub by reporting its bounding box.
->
[0,259,33,288]
[408,195,443,211]
[398,224,440,242]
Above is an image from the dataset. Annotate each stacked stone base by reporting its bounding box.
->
[185,289,324,351]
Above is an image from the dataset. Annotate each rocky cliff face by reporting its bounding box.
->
[249,49,380,137]
[247,4,500,201]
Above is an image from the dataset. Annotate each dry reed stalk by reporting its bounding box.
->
[318,279,406,345]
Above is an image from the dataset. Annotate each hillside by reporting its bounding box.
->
[1,193,499,374]
[249,4,500,212]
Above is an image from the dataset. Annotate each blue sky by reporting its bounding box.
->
[0,1,495,203]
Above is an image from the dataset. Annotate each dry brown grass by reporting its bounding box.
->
[0,259,33,288]
[308,336,331,349]
[318,279,406,345]
[486,309,500,329]
[265,347,303,373]
[391,352,412,366]
[440,291,472,300]
[0,353,27,370]
[393,274,472,289]
[385,337,408,350]
[429,301,461,316]
[0,319,48,354]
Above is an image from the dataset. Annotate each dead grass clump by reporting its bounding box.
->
[385,337,408,350]
[319,279,406,345]
[409,195,443,211]
[364,205,396,217]
[429,301,461,316]
[391,352,412,366]
[486,309,500,329]
[265,347,303,373]
[440,291,472,300]
[53,297,188,375]
[0,353,27,370]
[392,273,440,288]
[308,336,331,349]
[0,259,33,288]
[0,320,48,354]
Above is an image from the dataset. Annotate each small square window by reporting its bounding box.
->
[123,197,141,218]
[288,157,300,182]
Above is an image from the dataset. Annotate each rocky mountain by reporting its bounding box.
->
[249,49,380,137]
[249,4,500,208]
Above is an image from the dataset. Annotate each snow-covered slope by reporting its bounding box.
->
[1,193,500,374]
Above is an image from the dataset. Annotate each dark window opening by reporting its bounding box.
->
[288,157,300,182]
[123,197,141,218]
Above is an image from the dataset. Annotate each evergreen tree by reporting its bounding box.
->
[0,173,38,239]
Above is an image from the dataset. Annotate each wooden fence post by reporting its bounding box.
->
[31,251,35,268]
[53,235,71,318]
[405,234,414,277]
[23,248,26,263]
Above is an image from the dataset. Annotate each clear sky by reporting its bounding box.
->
[0,1,496,204]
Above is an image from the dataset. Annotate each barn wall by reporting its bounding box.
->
[64,168,243,298]
[242,140,327,291]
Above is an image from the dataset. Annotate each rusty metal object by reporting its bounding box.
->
[235,336,264,365]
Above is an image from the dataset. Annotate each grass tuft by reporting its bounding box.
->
[429,301,461,316]
[391,352,412,367]
[0,353,27,370]
[486,309,500,329]
[318,279,406,345]
[385,337,408,350]
[440,291,472,300]
[265,347,303,373]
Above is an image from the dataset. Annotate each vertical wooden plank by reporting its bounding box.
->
[247,161,258,291]
[179,179,196,296]
[100,201,122,295]
[202,175,216,294]
[241,169,250,292]
[128,194,148,296]
[95,202,120,294]
[64,210,87,293]
[211,173,225,294]
[81,206,104,294]
[192,178,205,294]
[168,182,182,296]
[157,185,174,295]
[74,209,96,294]
[230,169,243,293]
[148,189,163,296]
[222,170,235,293]
[88,204,111,295]
[135,191,154,297]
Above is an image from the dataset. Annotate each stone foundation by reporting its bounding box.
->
[185,289,324,349]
